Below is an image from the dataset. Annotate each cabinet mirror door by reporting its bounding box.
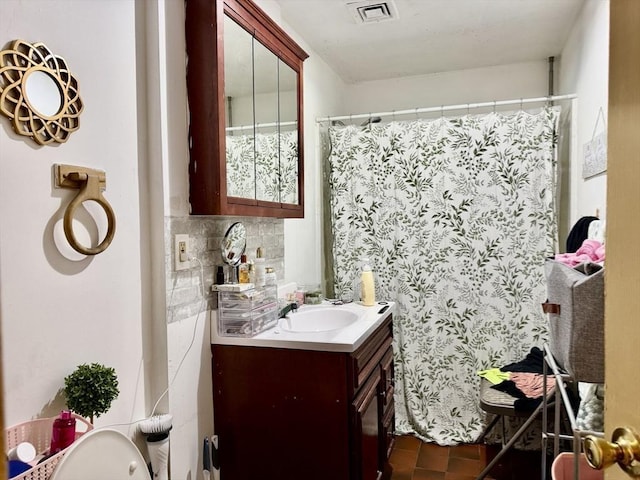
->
[279,60,298,205]
[224,15,256,199]
[253,37,280,203]
[224,14,298,205]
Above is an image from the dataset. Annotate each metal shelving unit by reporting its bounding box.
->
[541,344,604,480]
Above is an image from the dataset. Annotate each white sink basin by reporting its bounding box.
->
[212,301,395,352]
[279,307,359,333]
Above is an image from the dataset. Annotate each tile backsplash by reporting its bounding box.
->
[165,216,284,323]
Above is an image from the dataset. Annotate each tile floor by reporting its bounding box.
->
[389,435,546,480]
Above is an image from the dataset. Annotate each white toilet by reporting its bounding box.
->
[49,428,151,480]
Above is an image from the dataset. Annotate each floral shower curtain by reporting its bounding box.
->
[327,108,560,444]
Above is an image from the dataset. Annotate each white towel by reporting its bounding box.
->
[588,219,606,243]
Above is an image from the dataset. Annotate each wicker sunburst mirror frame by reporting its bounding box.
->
[0,39,83,146]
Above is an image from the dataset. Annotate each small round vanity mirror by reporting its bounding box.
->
[221,222,246,266]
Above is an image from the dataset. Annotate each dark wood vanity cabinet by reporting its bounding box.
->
[211,315,394,480]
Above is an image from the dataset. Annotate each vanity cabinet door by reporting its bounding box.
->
[379,346,395,467]
[381,400,395,464]
[349,315,394,480]
[211,344,350,480]
[352,366,383,480]
[380,346,394,412]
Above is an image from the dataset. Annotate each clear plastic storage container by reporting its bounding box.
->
[218,285,278,337]
[303,284,323,305]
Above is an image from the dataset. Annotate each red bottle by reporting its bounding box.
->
[49,410,76,454]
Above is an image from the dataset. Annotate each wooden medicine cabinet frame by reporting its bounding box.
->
[185,0,308,217]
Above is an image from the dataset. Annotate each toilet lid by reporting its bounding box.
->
[49,428,151,480]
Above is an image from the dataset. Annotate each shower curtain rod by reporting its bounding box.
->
[226,120,298,132]
[315,93,577,123]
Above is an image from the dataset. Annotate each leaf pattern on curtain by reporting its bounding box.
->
[327,108,559,445]
[226,134,255,198]
[226,131,298,203]
[279,131,299,204]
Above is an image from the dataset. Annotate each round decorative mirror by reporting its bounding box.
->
[24,69,63,117]
[221,222,246,266]
[0,39,83,145]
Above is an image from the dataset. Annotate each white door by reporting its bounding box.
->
[604,1,640,479]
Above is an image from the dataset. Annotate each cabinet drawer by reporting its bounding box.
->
[349,316,392,392]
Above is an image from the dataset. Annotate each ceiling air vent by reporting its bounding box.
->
[347,0,399,24]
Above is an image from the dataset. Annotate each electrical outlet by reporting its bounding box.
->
[174,234,190,271]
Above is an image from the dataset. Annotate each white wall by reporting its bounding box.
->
[558,0,609,228]
[342,60,551,116]
[0,0,148,432]
[166,311,212,480]
[284,53,347,286]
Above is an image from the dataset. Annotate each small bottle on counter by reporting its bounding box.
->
[254,247,266,287]
[294,286,306,305]
[248,260,255,284]
[264,267,276,286]
[216,266,225,285]
[238,254,250,283]
[360,258,376,306]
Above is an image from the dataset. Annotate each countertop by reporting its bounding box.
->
[211,301,395,352]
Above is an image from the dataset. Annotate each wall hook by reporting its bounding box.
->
[54,164,116,255]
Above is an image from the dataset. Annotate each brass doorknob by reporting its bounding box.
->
[584,427,640,477]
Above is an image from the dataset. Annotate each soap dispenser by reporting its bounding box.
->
[359,258,376,306]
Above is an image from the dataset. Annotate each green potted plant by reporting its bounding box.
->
[64,363,120,424]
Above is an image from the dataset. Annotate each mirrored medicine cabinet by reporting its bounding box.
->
[186,0,308,217]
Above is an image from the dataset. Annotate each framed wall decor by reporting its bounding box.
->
[0,39,83,145]
[582,107,607,179]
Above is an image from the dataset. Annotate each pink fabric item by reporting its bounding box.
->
[552,452,603,480]
[509,372,556,399]
[576,239,600,257]
[554,239,605,266]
